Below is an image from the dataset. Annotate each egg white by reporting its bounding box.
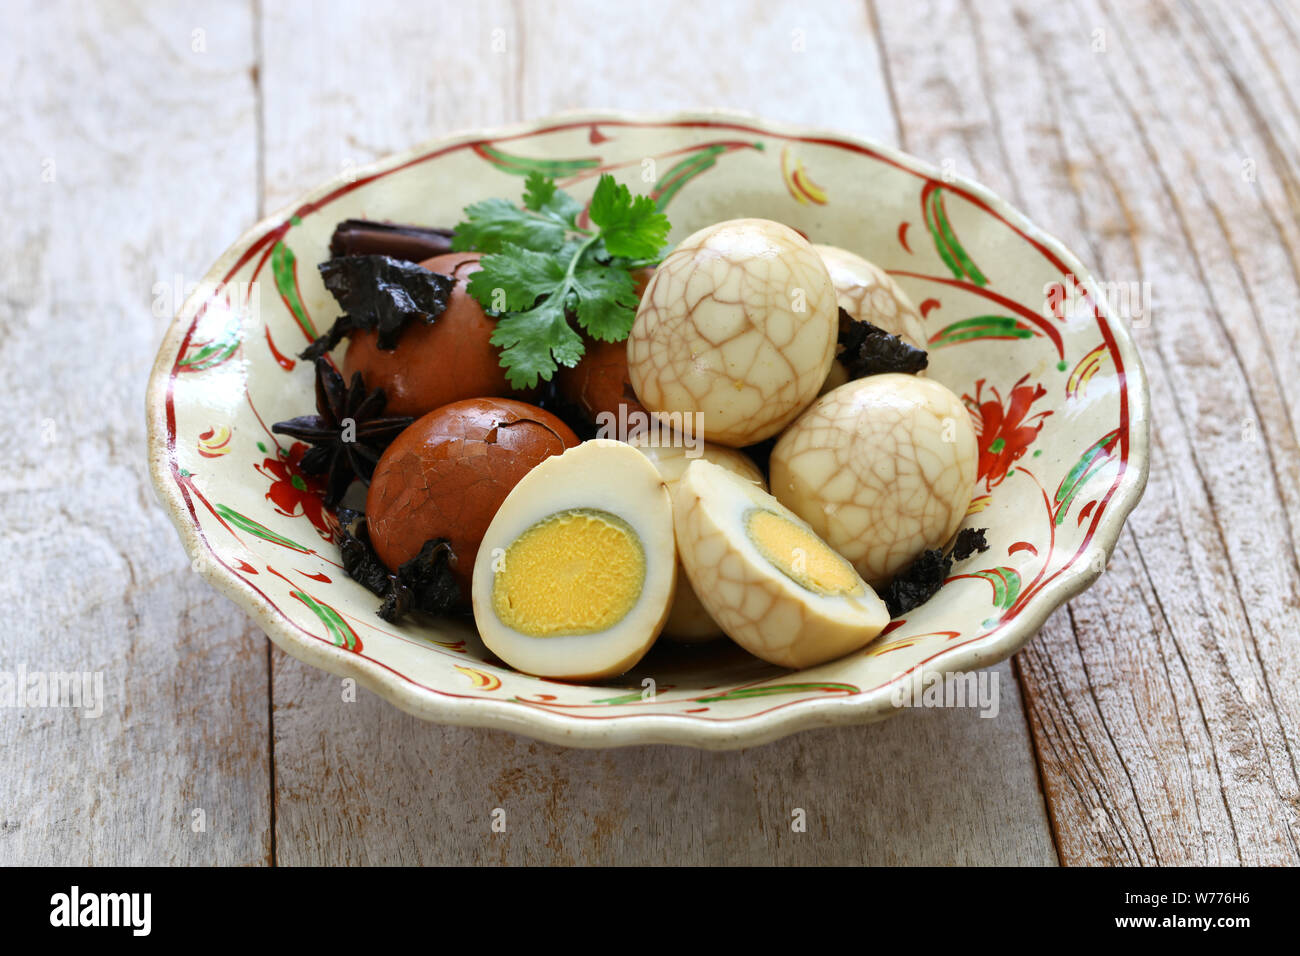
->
[471,439,676,680]
[673,459,890,669]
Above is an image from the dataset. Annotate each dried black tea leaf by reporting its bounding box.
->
[336,507,392,596]
[378,538,461,623]
[881,527,991,617]
[300,255,455,359]
[950,527,990,562]
[336,508,461,623]
[881,548,950,618]
[530,378,600,442]
[837,307,929,379]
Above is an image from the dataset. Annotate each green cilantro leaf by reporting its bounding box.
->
[570,258,639,342]
[453,173,671,386]
[489,296,585,390]
[588,175,671,259]
[521,172,557,211]
[451,198,566,254]
[522,170,583,231]
[466,242,570,313]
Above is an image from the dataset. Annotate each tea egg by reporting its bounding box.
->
[343,252,515,418]
[471,440,676,680]
[627,437,765,643]
[814,244,928,392]
[770,374,978,587]
[672,459,889,669]
[366,398,578,596]
[627,219,838,447]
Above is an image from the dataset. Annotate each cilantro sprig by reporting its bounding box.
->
[452,172,671,389]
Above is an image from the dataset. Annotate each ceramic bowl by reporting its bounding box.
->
[146,109,1150,749]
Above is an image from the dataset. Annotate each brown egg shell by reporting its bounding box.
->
[342,252,513,419]
[365,398,579,595]
[555,335,647,425]
[554,266,655,425]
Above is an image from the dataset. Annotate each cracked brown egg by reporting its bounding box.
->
[554,267,655,425]
[770,374,978,587]
[366,398,579,595]
[342,252,514,418]
[627,437,765,643]
[627,219,838,447]
[814,244,928,392]
[472,440,675,680]
[672,459,889,669]
[555,334,646,425]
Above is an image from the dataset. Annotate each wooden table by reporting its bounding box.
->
[3,0,1297,865]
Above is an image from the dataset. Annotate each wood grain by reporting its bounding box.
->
[4,0,1295,866]
[259,0,1056,866]
[0,0,271,865]
[270,658,1052,865]
[873,0,1300,864]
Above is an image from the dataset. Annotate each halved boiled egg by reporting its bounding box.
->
[471,439,675,680]
[672,459,889,669]
[627,437,765,643]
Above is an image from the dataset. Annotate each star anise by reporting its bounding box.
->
[271,358,413,509]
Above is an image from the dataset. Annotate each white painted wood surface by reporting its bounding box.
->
[0,0,271,865]
[8,0,1292,866]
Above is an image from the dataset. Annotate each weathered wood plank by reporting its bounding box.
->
[0,0,270,864]
[874,0,1300,864]
[511,0,899,141]
[271,658,1052,865]
[260,0,1057,865]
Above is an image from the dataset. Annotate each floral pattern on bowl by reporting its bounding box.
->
[146,110,1150,749]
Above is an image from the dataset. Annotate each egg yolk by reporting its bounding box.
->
[745,509,863,596]
[493,509,646,637]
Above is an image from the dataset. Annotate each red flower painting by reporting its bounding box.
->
[964,374,1052,491]
[255,441,334,542]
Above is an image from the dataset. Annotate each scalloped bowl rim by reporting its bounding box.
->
[146,108,1151,749]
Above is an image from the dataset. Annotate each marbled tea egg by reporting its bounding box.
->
[627,219,838,447]
[813,244,928,392]
[670,460,894,671]
[627,437,765,643]
[672,459,889,669]
[770,374,978,587]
